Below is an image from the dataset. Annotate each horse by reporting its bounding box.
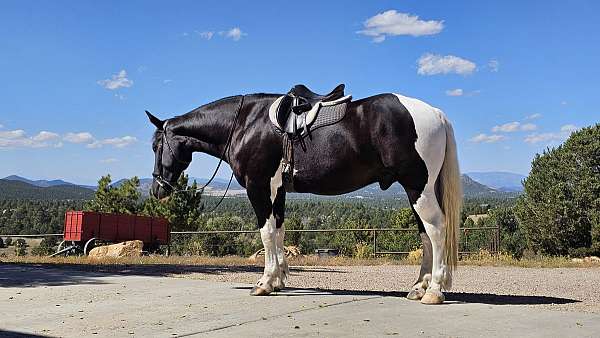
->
[146,86,462,305]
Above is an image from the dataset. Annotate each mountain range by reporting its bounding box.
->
[1,173,523,200]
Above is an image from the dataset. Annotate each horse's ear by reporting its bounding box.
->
[146,110,164,130]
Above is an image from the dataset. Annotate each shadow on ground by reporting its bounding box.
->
[0,263,342,288]
[232,286,580,306]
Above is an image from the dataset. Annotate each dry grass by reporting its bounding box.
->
[1,251,599,269]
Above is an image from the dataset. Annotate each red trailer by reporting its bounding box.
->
[55,211,170,255]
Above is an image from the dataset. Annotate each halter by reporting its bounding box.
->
[154,95,245,212]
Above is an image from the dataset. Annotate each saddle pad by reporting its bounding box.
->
[269,95,351,136]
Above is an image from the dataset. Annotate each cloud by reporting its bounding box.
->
[100,158,118,164]
[0,129,62,149]
[33,131,60,142]
[97,70,133,90]
[197,31,214,40]
[470,133,507,143]
[525,113,542,120]
[492,122,537,133]
[224,27,245,41]
[88,136,137,149]
[524,124,578,144]
[358,10,443,42]
[64,132,94,144]
[445,89,463,96]
[417,53,476,75]
[488,59,499,72]
[163,79,173,85]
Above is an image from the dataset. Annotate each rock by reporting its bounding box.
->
[571,258,584,263]
[88,241,143,259]
[590,256,600,262]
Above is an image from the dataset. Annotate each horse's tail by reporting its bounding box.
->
[439,116,462,289]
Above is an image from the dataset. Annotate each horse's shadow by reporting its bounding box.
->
[233,286,580,306]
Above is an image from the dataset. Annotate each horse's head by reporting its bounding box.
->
[146,111,192,200]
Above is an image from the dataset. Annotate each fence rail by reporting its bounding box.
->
[2,225,500,257]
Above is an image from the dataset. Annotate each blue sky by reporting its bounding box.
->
[1,1,598,185]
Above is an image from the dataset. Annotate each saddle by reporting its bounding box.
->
[268,84,352,192]
[269,84,351,136]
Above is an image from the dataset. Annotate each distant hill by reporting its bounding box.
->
[3,175,96,190]
[3,174,510,200]
[0,179,94,200]
[466,171,526,192]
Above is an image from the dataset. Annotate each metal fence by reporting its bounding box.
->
[2,226,500,257]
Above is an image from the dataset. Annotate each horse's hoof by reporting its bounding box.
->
[407,288,425,301]
[250,286,271,296]
[420,290,445,305]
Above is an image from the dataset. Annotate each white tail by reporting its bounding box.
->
[439,118,462,289]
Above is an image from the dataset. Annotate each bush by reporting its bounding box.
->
[515,124,600,256]
[14,239,28,256]
[31,236,58,256]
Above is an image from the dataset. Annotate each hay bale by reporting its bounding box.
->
[89,240,143,259]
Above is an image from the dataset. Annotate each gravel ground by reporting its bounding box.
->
[179,265,600,313]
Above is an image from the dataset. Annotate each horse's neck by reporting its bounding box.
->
[169,96,241,158]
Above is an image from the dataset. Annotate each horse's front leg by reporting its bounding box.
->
[247,166,286,296]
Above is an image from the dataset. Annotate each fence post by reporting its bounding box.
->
[372,229,377,258]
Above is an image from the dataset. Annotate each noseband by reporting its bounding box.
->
[154,95,245,210]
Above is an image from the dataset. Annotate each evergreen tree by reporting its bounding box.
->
[515,124,600,256]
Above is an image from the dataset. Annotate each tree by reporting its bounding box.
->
[515,124,600,256]
[85,175,141,214]
[141,174,203,231]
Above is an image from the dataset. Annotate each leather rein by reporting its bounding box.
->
[154,95,245,212]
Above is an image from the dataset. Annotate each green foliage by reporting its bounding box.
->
[141,175,203,231]
[85,175,141,214]
[31,236,58,256]
[0,200,85,235]
[14,239,27,256]
[489,207,526,258]
[0,237,4,248]
[5,237,13,246]
[515,124,600,256]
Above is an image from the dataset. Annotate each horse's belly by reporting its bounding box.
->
[289,130,381,195]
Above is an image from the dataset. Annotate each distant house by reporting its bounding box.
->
[466,214,489,225]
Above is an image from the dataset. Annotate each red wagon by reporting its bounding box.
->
[54,211,170,256]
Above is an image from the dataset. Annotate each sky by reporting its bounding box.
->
[1,1,599,185]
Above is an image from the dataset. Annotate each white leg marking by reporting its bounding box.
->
[394,94,449,304]
[254,164,285,295]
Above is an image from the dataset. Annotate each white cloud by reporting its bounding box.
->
[524,124,578,144]
[492,121,537,133]
[100,158,118,164]
[0,129,62,149]
[88,136,137,149]
[64,132,94,144]
[97,70,133,90]
[488,59,499,72]
[197,31,214,40]
[224,27,245,41]
[0,129,26,139]
[445,88,463,96]
[417,53,476,75]
[163,79,173,85]
[358,10,443,42]
[470,133,507,143]
[525,113,542,120]
[33,131,60,142]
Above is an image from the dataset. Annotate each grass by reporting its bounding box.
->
[1,251,599,269]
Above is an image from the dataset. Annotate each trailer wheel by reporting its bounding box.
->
[83,238,98,255]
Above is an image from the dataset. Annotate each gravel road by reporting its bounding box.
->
[183,264,600,313]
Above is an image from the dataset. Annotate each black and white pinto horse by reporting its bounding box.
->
[147,89,462,304]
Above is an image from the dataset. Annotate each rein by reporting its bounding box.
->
[155,95,245,212]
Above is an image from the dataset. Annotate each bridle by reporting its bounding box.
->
[154,95,245,211]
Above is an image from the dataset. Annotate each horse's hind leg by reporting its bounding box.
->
[405,189,433,301]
